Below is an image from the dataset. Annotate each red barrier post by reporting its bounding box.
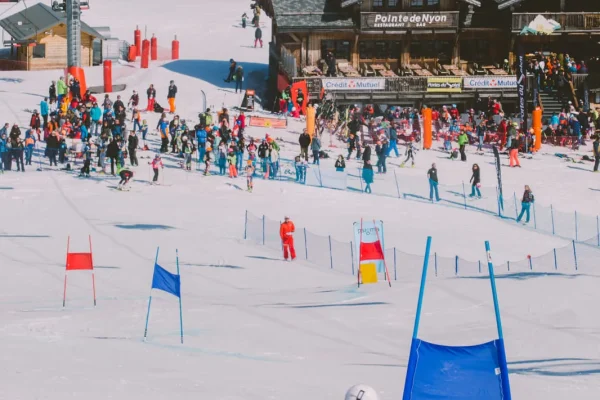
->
[128,45,137,62]
[151,34,158,61]
[172,35,179,60]
[134,26,141,57]
[103,60,112,93]
[141,39,150,69]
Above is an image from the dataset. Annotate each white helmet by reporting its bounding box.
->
[345,384,379,400]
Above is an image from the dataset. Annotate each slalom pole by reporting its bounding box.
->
[143,247,160,342]
[176,249,184,344]
[358,219,364,288]
[63,236,70,307]
[89,235,96,307]
[373,219,391,287]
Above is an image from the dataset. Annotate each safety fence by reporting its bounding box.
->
[250,158,600,247]
[244,211,600,280]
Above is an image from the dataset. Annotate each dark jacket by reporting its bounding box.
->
[168,85,178,98]
[107,140,120,158]
[470,168,480,185]
[46,134,59,149]
[593,140,600,157]
[147,87,156,99]
[258,143,269,158]
[362,145,371,163]
[335,158,346,169]
[49,84,56,99]
[255,28,262,39]
[427,167,438,183]
[235,68,244,81]
[299,133,311,148]
[128,134,139,149]
[522,189,534,203]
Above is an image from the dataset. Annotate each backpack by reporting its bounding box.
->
[153,102,164,113]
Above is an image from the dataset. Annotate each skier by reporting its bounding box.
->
[362,159,374,193]
[311,134,321,165]
[299,129,311,161]
[204,145,213,176]
[245,159,255,192]
[235,66,244,94]
[254,26,263,48]
[79,140,92,177]
[469,163,481,198]
[458,130,468,162]
[401,139,416,167]
[182,136,193,171]
[427,163,440,202]
[150,154,164,184]
[146,84,156,112]
[56,76,67,104]
[117,167,134,191]
[516,185,534,224]
[280,216,296,261]
[227,148,237,177]
[128,131,139,166]
[167,80,177,114]
[335,155,346,172]
[375,139,388,173]
[128,90,139,109]
[40,97,49,129]
[241,12,248,28]
[49,81,57,104]
[24,131,35,166]
[225,59,237,83]
[509,138,521,168]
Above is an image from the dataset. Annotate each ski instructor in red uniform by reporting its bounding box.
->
[280,216,296,261]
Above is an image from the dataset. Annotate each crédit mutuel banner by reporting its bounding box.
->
[321,78,385,91]
[361,12,457,29]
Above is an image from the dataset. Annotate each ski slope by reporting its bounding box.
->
[0,1,599,399]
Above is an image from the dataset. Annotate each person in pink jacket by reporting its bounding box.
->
[150,154,164,184]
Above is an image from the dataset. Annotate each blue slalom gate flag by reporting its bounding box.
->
[144,248,184,344]
[151,264,181,298]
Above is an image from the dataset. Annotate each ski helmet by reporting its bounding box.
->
[344,384,379,400]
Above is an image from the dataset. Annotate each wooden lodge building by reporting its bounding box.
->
[0,3,103,71]
[259,0,600,109]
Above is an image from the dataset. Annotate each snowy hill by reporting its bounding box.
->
[0,1,599,399]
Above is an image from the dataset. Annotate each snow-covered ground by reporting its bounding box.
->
[1,1,600,399]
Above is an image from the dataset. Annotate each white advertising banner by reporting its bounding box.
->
[322,78,386,91]
[463,76,517,89]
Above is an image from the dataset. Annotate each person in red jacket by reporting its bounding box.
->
[280,216,296,261]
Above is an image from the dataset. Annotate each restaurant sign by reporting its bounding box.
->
[463,76,517,89]
[322,78,385,91]
[427,77,462,93]
[361,12,458,30]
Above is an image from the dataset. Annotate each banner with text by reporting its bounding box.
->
[427,77,462,93]
[463,76,517,89]
[322,78,385,91]
[361,12,458,30]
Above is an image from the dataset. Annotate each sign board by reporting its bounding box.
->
[463,76,517,89]
[427,77,462,93]
[361,12,458,30]
[341,0,360,7]
[247,116,287,129]
[322,78,385,91]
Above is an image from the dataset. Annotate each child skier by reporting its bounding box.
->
[118,167,134,191]
[150,154,163,184]
[401,139,416,167]
[227,149,237,178]
[245,160,255,192]
[141,120,149,150]
[204,145,213,176]
[79,140,92,177]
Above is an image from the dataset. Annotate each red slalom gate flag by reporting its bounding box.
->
[63,235,97,307]
[359,240,384,262]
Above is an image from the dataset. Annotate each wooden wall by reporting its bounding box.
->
[363,0,457,11]
[17,24,95,71]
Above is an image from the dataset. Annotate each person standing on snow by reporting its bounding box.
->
[254,26,263,48]
[235,66,244,94]
[457,130,468,162]
[427,163,440,202]
[56,76,67,104]
[401,139,416,168]
[150,154,164,184]
[311,134,321,165]
[49,81,57,104]
[245,159,255,192]
[167,80,177,114]
[299,129,311,161]
[469,163,481,198]
[509,138,521,168]
[516,185,534,224]
[225,59,237,83]
[40,98,49,130]
[128,90,139,110]
[128,131,139,166]
[280,216,296,261]
[146,84,157,112]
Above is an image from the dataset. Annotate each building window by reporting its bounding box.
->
[32,44,46,58]
[359,41,401,60]
[373,0,383,7]
[321,40,351,61]
[410,40,452,61]
[374,0,400,9]
[460,39,491,64]
[410,0,440,10]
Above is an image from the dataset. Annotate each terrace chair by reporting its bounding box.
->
[437,63,450,76]
[385,62,391,70]
[473,63,486,75]
[363,63,375,77]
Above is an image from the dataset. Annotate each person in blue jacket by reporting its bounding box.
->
[40,97,49,129]
[0,132,7,171]
[24,129,36,166]
[196,126,207,164]
[387,125,399,157]
[90,102,102,136]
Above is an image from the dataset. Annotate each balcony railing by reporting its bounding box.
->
[512,13,600,32]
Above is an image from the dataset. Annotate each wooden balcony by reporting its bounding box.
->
[512,13,600,33]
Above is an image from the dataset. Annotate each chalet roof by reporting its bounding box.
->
[0,3,104,42]
[272,0,356,31]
